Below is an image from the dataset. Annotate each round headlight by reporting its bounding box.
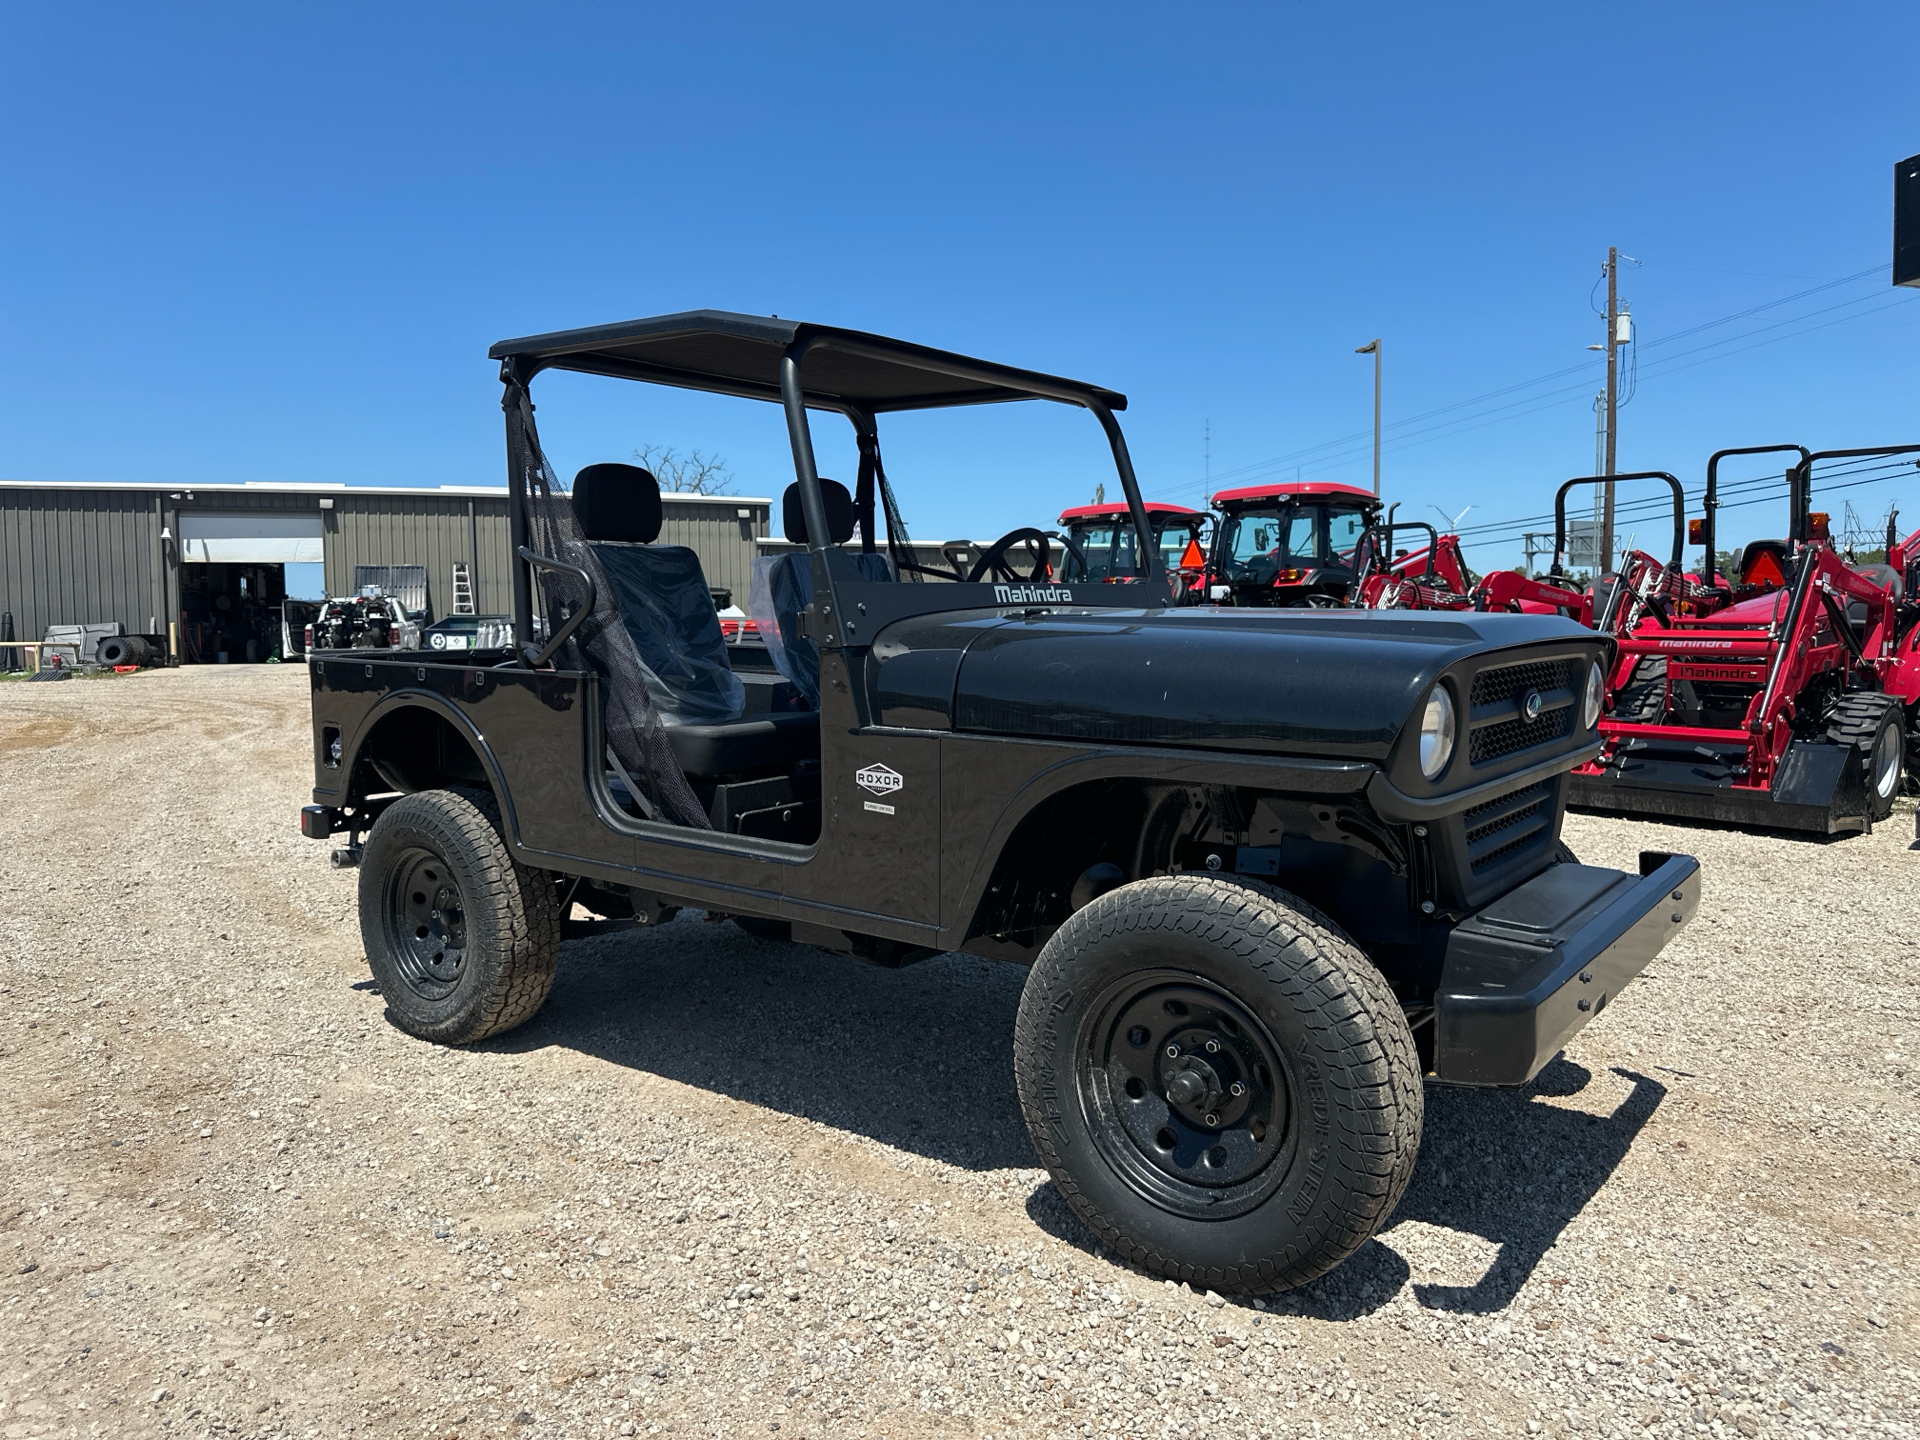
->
[1583,660,1605,729]
[1419,684,1456,779]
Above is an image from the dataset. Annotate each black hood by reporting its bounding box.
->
[866,606,1604,764]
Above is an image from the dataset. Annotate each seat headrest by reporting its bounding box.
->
[572,464,663,543]
[782,479,856,546]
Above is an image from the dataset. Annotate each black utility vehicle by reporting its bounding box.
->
[301,311,1700,1294]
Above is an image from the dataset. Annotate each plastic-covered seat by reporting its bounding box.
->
[748,480,893,708]
[572,463,833,780]
[571,464,745,726]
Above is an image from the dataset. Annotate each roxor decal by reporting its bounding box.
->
[855,764,904,796]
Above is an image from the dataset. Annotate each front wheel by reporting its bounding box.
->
[1013,875,1422,1294]
[359,789,562,1044]
[1827,692,1905,823]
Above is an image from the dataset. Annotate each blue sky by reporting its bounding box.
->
[3,3,1915,569]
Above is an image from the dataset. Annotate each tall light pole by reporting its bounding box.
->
[1600,247,1619,569]
[1355,339,1381,496]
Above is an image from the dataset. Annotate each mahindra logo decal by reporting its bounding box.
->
[855,763,904,796]
[1521,689,1544,722]
[993,583,1074,604]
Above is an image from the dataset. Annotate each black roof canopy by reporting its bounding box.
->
[487,309,1126,414]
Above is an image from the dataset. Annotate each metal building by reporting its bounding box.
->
[0,480,770,663]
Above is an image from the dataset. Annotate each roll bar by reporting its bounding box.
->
[1354,519,1441,585]
[1552,472,1684,576]
[1701,446,1808,590]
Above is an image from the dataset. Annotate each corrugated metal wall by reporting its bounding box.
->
[1,486,770,644]
[0,487,164,642]
[326,495,514,618]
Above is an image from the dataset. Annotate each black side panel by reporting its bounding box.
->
[314,658,635,872]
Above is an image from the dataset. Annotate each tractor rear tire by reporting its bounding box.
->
[1827,692,1905,823]
[359,789,562,1044]
[1612,656,1668,724]
[1013,874,1422,1295]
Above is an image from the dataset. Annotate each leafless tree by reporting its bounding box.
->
[632,445,735,495]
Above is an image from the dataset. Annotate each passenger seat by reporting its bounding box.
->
[748,479,894,708]
[572,464,817,779]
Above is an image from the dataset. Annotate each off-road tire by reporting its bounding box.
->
[1612,656,1668,724]
[1827,692,1905,823]
[1550,840,1579,864]
[359,789,561,1044]
[1013,874,1422,1294]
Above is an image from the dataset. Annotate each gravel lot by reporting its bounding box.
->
[1,664,1914,1440]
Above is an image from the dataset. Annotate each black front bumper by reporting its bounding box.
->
[1432,851,1700,1085]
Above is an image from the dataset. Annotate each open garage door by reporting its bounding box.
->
[179,511,324,563]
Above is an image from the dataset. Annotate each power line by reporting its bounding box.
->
[1190,260,1898,496]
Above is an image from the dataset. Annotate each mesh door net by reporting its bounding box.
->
[509,389,711,829]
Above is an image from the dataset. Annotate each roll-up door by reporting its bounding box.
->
[179,512,324,563]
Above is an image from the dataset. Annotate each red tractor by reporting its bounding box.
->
[1353,471,1695,630]
[1569,445,1920,835]
[1204,481,1380,607]
[1056,500,1211,600]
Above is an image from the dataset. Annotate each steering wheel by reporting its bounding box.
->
[968,527,1089,584]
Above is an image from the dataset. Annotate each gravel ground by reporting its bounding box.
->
[0,664,1914,1440]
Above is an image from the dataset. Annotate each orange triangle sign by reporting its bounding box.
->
[1745,550,1786,588]
[1179,538,1206,568]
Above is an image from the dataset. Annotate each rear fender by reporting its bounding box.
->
[339,693,515,834]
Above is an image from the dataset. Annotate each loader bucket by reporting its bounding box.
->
[1569,737,1870,835]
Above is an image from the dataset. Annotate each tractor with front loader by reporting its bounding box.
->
[1569,445,1920,835]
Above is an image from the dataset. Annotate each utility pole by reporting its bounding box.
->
[1355,339,1381,496]
[1600,247,1619,569]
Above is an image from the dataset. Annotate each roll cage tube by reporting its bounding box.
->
[777,332,1167,614]
[1551,472,1684,577]
[1355,520,1442,586]
[1701,445,1808,591]
[1798,445,1920,551]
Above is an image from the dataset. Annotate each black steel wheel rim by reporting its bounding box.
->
[1076,969,1298,1221]
[382,844,470,1001]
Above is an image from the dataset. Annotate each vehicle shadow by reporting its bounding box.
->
[1026,1057,1665,1319]
[1386,1060,1666,1313]
[477,915,1037,1172]
[465,919,1664,1315]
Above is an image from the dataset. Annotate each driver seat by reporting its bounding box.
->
[748,480,893,708]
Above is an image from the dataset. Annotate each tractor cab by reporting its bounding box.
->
[1206,481,1380,607]
[1056,500,1210,599]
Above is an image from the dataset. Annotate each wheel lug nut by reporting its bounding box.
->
[1205,1039,1221,1054]
[1165,1043,1180,1058]
[1229,1081,1246,1097]
[1203,1113,1219,1127]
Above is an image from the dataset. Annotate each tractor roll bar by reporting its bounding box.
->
[1702,445,1808,590]
[1797,445,1920,550]
[1355,520,1441,585]
[1552,473,1684,575]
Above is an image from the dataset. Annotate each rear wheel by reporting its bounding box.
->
[1827,692,1905,822]
[359,789,561,1044]
[1013,875,1421,1294]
